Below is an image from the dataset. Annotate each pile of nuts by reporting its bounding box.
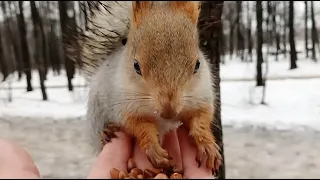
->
[110,158,184,179]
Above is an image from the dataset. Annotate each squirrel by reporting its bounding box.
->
[77,1,222,174]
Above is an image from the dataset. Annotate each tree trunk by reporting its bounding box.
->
[59,1,76,91]
[272,2,280,61]
[30,1,48,100]
[311,1,317,62]
[0,30,8,81]
[266,1,272,45]
[289,1,298,69]
[305,1,309,58]
[246,1,252,62]
[198,1,225,179]
[229,22,234,58]
[283,2,287,58]
[3,1,23,81]
[236,1,244,61]
[18,1,33,91]
[256,1,264,86]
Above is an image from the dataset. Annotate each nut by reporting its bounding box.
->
[149,168,162,175]
[143,169,156,178]
[130,168,143,176]
[154,173,169,179]
[127,158,136,172]
[137,174,144,179]
[119,170,129,179]
[110,168,120,179]
[170,172,183,179]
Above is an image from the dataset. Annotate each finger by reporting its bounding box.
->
[162,130,182,171]
[87,131,132,178]
[177,127,212,178]
[132,138,153,170]
[0,139,40,178]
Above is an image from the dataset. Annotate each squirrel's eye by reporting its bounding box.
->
[194,59,200,74]
[134,60,142,76]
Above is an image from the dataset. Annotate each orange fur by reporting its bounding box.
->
[123,113,172,169]
[131,1,152,29]
[179,104,222,171]
[126,1,200,116]
[169,1,201,24]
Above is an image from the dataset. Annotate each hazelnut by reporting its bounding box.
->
[144,169,156,178]
[110,168,120,179]
[149,168,162,174]
[119,170,129,179]
[127,158,136,171]
[131,168,143,176]
[170,172,183,179]
[154,173,168,179]
[137,174,144,179]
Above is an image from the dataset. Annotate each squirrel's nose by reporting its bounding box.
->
[160,103,177,119]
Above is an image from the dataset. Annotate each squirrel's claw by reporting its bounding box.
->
[100,123,121,145]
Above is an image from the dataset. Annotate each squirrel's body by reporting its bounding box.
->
[82,1,222,172]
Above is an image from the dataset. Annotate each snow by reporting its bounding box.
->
[0,55,320,131]
[0,70,89,119]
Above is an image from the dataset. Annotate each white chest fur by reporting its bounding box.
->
[154,116,183,144]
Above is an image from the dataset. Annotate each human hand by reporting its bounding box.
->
[87,126,214,179]
[0,139,40,178]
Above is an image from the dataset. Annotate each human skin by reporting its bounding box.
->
[0,127,213,179]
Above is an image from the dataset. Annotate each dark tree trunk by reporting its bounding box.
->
[0,31,8,81]
[229,23,234,57]
[305,1,309,58]
[311,1,317,62]
[236,1,244,61]
[266,1,272,45]
[272,2,280,61]
[59,1,76,91]
[3,1,23,81]
[289,1,298,69]
[283,2,287,58]
[220,22,225,64]
[247,1,252,62]
[30,1,48,100]
[198,1,225,179]
[18,1,33,91]
[256,1,264,86]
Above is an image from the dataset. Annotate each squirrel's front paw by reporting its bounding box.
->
[145,145,172,170]
[195,141,222,175]
[100,123,121,145]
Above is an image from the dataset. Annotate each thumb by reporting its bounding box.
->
[177,127,212,179]
[87,131,132,178]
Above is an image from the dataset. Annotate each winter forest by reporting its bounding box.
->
[0,1,320,179]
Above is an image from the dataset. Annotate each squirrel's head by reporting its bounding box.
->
[124,1,202,119]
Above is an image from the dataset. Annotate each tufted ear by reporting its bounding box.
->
[131,1,153,29]
[169,1,201,24]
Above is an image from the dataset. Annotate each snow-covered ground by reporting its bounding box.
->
[0,55,320,178]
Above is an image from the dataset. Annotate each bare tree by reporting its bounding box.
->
[272,2,280,61]
[18,1,33,91]
[282,1,287,58]
[289,1,298,69]
[59,1,76,91]
[311,1,317,62]
[256,1,264,86]
[0,30,8,81]
[236,1,244,61]
[246,1,253,62]
[305,1,309,58]
[198,1,225,178]
[30,1,48,100]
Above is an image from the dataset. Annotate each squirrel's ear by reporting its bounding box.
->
[131,1,152,28]
[169,1,201,24]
